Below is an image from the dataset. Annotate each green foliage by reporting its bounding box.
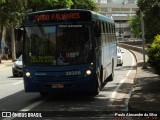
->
[28,0,73,11]
[128,15,141,38]
[71,0,97,11]
[0,0,27,26]
[137,0,160,43]
[0,0,98,26]
[0,0,5,4]
[27,0,97,12]
[147,35,160,74]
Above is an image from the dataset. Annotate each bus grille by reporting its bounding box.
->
[37,76,80,82]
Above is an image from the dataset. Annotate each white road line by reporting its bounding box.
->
[12,81,23,85]
[20,100,44,111]
[111,49,136,100]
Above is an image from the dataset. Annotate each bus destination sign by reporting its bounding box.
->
[35,12,80,22]
[26,11,91,23]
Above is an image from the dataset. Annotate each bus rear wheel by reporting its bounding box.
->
[108,61,114,81]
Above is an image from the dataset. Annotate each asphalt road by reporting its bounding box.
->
[0,48,136,120]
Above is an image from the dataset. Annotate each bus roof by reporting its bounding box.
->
[90,10,114,24]
[26,9,114,24]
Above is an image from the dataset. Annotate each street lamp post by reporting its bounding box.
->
[119,1,125,38]
[140,11,147,69]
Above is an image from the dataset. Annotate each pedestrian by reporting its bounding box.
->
[4,46,9,60]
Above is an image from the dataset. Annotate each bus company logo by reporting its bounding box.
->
[66,71,81,76]
[2,112,42,118]
[2,112,11,117]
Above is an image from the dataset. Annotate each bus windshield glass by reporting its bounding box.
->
[24,24,93,66]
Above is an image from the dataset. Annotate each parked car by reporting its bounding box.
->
[117,46,123,66]
[12,55,23,77]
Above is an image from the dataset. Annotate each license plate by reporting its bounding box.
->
[52,84,64,88]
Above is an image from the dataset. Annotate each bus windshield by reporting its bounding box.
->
[24,24,93,66]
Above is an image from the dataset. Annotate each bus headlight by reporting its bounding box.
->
[86,70,91,75]
[26,72,31,77]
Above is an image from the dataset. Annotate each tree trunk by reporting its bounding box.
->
[2,26,6,44]
[0,26,6,62]
[11,25,16,61]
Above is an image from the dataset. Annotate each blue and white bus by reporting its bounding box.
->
[22,9,117,96]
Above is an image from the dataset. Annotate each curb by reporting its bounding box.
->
[118,46,141,111]
[126,49,138,111]
[118,43,148,54]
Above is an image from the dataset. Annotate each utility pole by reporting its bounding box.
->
[0,39,1,63]
[140,11,147,69]
[119,1,125,38]
[0,47,1,63]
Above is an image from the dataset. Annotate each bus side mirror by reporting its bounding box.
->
[16,26,24,41]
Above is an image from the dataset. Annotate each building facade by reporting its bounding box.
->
[95,0,138,39]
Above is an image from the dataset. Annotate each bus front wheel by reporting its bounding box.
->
[91,72,102,96]
[91,83,100,96]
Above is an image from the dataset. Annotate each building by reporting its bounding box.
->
[95,0,138,39]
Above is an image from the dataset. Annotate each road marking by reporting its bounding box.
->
[12,81,23,85]
[20,100,44,111]
[111,49,136,100]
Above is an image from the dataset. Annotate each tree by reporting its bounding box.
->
[0,0,27,61]
[0,0,5,4]
[27,0,98,12]
[137,0,160,43]
[0,0,6,63]
[128,15,141,38]
[71,0,98,11]
[28,0,73,12]
[147,34,160,74]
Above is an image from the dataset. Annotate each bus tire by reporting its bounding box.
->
[100,67,103,84]
[90,72,101,96]
[100,67,106,88]
[108,60,114,82]
[13,73,18,77]
[92,82,100,96]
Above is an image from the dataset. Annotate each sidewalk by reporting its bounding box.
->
[0,59,13,68]
[128,50,160,111]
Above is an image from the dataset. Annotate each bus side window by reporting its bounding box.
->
[94,21,101,46]
[110,24,113,43]
[108,23,112,44]
[103,22,107,44]
[105,23,109,44]
[101,22,105,45]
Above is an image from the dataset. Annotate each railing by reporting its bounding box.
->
[118,41,148,54]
